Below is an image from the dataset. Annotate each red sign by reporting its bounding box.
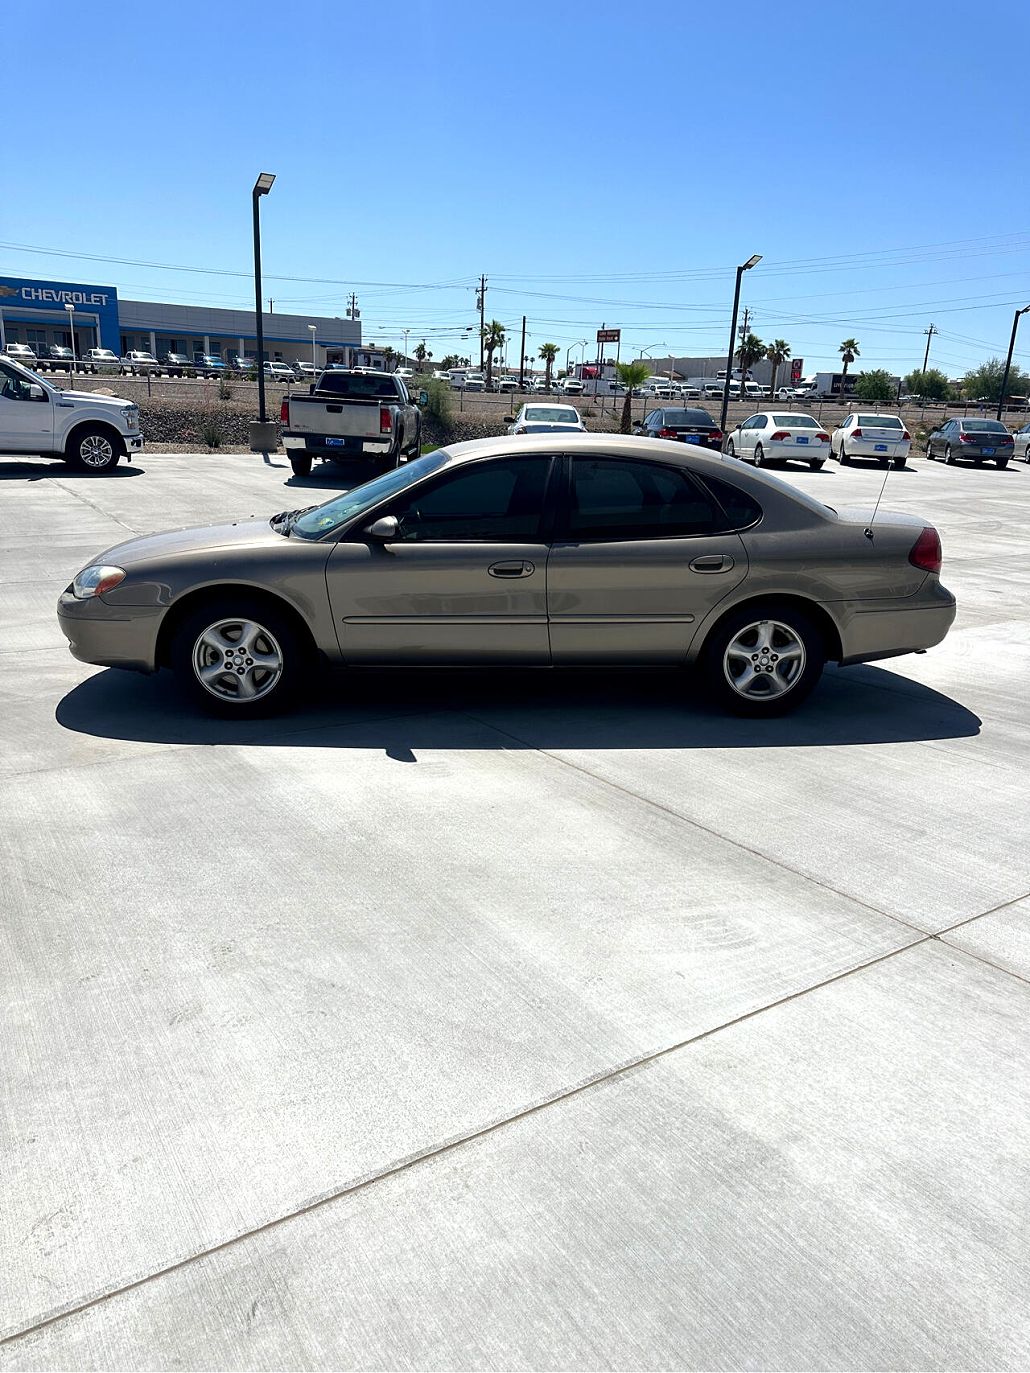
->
[596,328,621,344]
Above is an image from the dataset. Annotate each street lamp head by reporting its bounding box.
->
[742,253,763,271]
[308,324,316,334]
[65,302,74,313]
[253,172,276,196]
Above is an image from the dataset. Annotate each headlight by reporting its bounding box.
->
[124,408,140,431]
[72,565,126,599]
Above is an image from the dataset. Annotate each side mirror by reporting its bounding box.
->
[28,383,47,401]
[506,415,517,424]
[309,382,315,395]
[365,515,399,541]
[418,389,429,406]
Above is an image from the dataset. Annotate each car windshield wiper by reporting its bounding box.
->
[269,505,317,537]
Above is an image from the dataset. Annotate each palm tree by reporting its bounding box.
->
[839,338,860,397]
[617,360,651,433]
[414,340,431,366]
[483,320,505,387]
[765,339,791,399]
[382,346,396,372]
[735,332,765,389]
[538,342,559,390]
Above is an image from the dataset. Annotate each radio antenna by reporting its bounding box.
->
[864,463,893,540]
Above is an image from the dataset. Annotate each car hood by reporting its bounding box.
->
[62,391,135,409]
[95,518,284,568]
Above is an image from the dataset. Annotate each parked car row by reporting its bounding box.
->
[3,342,324,381]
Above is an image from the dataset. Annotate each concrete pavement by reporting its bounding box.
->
[1,446,1028,1369]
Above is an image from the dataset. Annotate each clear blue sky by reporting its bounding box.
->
[4,0,1029,379]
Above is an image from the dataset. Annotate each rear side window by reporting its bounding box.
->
[696,473,763,531]
[567,457,725,541]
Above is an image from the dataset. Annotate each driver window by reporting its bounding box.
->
[0,363,37,402]
[388,456,552,542]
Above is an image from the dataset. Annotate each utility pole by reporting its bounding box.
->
[997,306,1030,421]
[477,275,487,370]
[519,315,526,389]
[268,299,273,313]
[921,323,938,375]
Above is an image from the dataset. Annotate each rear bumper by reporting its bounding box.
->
[838,581,957,665]
[283,433,396,462]
[843,442,910,460]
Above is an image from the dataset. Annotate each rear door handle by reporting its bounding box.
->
[689,554,734,573]
[489,560,535,578]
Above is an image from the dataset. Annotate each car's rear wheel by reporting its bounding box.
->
[808,459,824,471]
[65,428,122,473]
[753,443,765,467]
[839,443,850,465]
[290,452,313,478]
[701,604,825,717]
[172,597,308,716]
[945,444,955,465]
[893,456,907,469]
[997,458,1009,469]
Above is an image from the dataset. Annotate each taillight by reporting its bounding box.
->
[959,433,975,443]
[1001,434,1014,444]
[816,432,830,442]
[902,431,911,441]
[851,428,863,439]
[709,430,722,442]
[909,526,942,574]
[770,430,790,441]
[658,427,678,438]
[380,407,392,434]
[280,397,289,424]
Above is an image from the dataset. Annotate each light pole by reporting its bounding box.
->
[401,328,410,370]
[720,254,762,434]
[308,324,317,373]
[252,172,275,427]
[65,302,76,379]
[565,339,587,374]
[997,305,1030,420]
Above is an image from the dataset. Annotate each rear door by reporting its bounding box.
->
[326,454,556,663]
[547,454,748,662]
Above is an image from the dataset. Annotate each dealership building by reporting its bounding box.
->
[0,274,363,367]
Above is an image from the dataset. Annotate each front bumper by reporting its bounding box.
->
[125,433,144,452]
[57,590,161,673]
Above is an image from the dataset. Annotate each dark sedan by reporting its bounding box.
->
[635,407,723,451]
[926,418,1014,468]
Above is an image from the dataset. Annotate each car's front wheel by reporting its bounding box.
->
[701,604,825,717]
[172,597,308,715]
[725,439,735,457]
[65,428,122,473]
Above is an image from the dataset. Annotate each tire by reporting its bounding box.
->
[290,452,313,478]
[753,443,765,467]
[808,460,824,471]
[893,456,907,469]
[65,427,122,473]
[171,595,309,717]
[726,439,735,457]
[839,443,850,465]
[997,458,1009,469]
[944,444,955,465]
[926,443,934,460]
[700,603,825,717]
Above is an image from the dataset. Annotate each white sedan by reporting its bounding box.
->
[508,403,586,435]
[831,413,911,468]
[1011,419,1030,461]
[724,411,830,469]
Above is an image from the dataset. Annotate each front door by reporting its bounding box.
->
[0,362,54,453]
[548,454,748,661]
[326,454,555,663]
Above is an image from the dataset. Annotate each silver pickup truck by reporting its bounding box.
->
[281,369,423,478]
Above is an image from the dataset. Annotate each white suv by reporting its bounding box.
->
[85,348,121,374]
[4,343,38,367]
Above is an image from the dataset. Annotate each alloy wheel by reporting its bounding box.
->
[191,618,284,703]
[79,435,115,468]
[723,619,806,700]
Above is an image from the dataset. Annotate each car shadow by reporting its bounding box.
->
[56,662,981,753]
[0,460,145,481]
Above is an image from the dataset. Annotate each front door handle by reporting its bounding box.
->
[689,554,734,573]
[488,560,535,578]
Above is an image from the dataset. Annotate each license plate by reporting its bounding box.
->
[325,437,347,447]
[874,443,888,452]
[685,434,701,443]
[982,447,995,455]
[795,436,809,445]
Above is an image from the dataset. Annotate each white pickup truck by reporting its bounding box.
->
[0,356,143,472]
[281,369,422,478]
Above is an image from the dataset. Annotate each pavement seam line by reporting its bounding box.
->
[0,933,931,1349]
[459,710,929,938]
[47,479,138,533]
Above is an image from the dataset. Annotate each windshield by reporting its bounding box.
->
[525,407,579,422]
[663,409,715,425]
[962,420,1007,432]
[95,350,116,359]
[291,452,450,539]
[857,415,903,428]
[772,414,819,427]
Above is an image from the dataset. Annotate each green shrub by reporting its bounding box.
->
[414,374,453,432]
[200,413,222,449]
[217,376,234,401]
